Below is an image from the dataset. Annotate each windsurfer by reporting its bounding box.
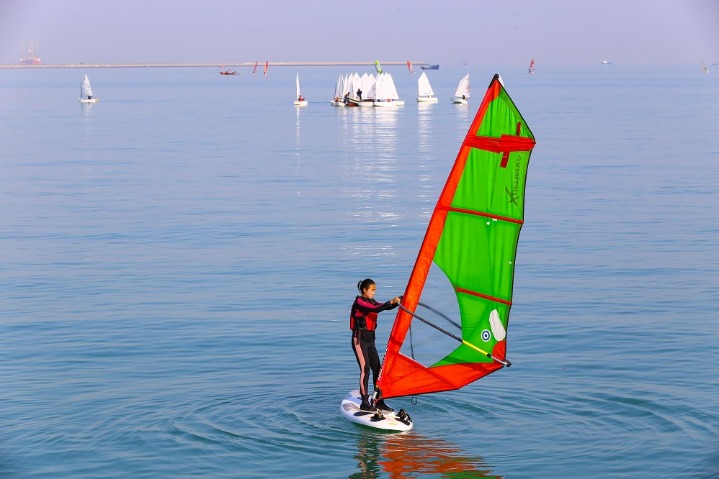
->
[350,278,400,411]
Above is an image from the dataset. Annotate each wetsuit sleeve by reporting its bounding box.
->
[355,297,396,314]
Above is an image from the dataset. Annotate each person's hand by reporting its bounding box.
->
[392,296,401,304]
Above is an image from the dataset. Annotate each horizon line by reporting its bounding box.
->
[0,61,428,69]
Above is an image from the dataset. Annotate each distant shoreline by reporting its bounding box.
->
[0,61,424,69]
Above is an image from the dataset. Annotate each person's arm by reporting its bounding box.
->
[356,296,401,313]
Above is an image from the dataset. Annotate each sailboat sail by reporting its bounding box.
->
[377,74,536,399]
[417,72,435,98]
[454,74,470,98]
[81,75,93,99]
[253,61,258,75]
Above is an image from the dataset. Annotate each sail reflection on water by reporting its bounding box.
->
[352,431,500,479]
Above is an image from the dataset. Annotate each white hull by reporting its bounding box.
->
[330,100,346,107]
[374,100,404,107]
[417,96,438,103]
[451,97,468,104]
[340,390,413,432]
[294,100,308,107]
[79,98,98,103]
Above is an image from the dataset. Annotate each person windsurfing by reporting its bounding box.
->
[350,278,400,411]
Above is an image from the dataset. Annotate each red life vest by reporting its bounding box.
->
[349,296,380,331]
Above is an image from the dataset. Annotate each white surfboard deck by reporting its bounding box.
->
[340,390,413,432]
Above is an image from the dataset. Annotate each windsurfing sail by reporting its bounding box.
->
[263,61,269,76]
[701,60,709,74]
[375,60,382,74]
[529,59,535,75]
[253,61,258,75]
[407,60,414,74]
[376,74,536,399]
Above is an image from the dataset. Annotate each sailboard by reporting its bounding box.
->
[340,390,413,432]
[340,74,535,431]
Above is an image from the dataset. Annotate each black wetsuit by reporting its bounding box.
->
[350,296,397,396]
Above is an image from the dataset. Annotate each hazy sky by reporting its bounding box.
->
[2,0,717,66]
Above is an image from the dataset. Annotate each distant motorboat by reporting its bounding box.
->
[420,64,439,70]
[219,69,237,75]
[601,60,612,65]
[451,74,470,104]
[78,74,98,103]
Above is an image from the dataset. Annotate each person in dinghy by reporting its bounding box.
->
[350,278,401,412]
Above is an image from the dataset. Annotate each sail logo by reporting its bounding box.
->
[481,329,491,342]
[505,154,522,205]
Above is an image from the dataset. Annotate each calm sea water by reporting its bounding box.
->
[1,64,718,478]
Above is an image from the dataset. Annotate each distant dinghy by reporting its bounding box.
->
[451,74,470,104]
[416,72,438,103]
[79,75,98,103]
[294,73,308,106]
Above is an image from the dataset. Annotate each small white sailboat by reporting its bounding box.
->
[416,72,438,103]
[331,74,347,106]
[294,73,308,106]
[374,73,404,107]
[79,74,98,103]
[451,73,470,104]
